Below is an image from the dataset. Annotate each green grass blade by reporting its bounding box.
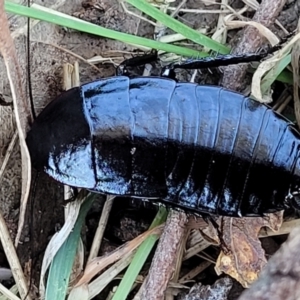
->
[45,193,96,300]
[261,54,292,93]
[112,206,168,300]
[125,0,229,54]
[5,1,292,82]
[5,1,207,57]
[276,69,293,84]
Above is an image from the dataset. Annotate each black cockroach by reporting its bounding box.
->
[25,51,300,217]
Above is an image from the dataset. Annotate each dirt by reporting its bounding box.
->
[1,0,300,298]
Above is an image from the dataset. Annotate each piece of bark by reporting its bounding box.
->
[238,226,300,300]
[139,211,188,300]
[221,0,287,91]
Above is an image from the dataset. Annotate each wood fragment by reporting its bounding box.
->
[220,0,287,91]
[139,211,188,300]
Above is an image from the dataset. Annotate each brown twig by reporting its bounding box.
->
[220,0,287,91]
[138,211,188,300]
[238,226,300,300]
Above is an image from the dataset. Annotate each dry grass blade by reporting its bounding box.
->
[152,3,231,14]
[63,62,80,202]
[68,284,89,300]
[275,95,292,113]
[61,62,86,287]
[39,191,88,296]
[272,87,292,113]
[224,20,280,46]
[0,1,32,298]
[208,0,230,48]
[75,225,164,287]
[0,1,32,248]
[88,196,115,263]
[259,218,300,238]
[87,250,137,299]
[185,218,300,265]
[31,39,102,72]
[183,236,211,261]
[0,212,29,299]
[0,130,17,181]
[63,62,80,91]
[252,31,300,102]
[0,283,20,300]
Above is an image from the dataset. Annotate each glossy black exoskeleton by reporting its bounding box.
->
[26,51,300,217]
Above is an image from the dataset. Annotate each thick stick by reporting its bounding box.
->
[139,211,188,300]
[220,0,287,91]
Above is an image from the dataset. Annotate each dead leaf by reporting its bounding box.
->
[210,212,283,287]
[238,226,300,300]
